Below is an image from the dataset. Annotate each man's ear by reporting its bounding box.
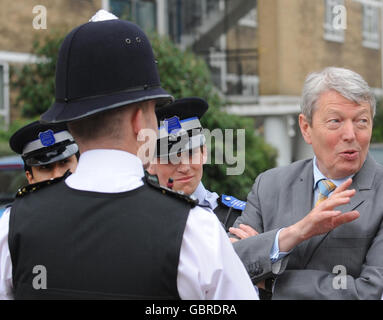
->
[131,107,144,136]
[25,170,34,184]
[298,114,312,145]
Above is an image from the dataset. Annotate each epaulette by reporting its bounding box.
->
[144,171,199,208]
[220,194,247,211]
[15,170,71,198]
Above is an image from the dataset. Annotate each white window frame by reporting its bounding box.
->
[324,0,345,43]
[102,0,110,11]
[362,4,380,49]
[0,61,10,129]
[238,8,257,28]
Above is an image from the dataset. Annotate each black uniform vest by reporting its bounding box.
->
[9,179,190,299]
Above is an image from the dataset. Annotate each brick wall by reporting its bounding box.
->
[0,0,102,53]
[258,0,381,96]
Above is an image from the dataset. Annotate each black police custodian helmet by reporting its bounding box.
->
[41,18,173,123]
[9,121,78,167]
[155,97,208,158]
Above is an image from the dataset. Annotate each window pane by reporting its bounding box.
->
[136,1,156,32]
[110,0,156,31]
[324,0,344,42]
[363,4,380,49]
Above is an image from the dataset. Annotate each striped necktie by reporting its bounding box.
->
[316,179,336,206]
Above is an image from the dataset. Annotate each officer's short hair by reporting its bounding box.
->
[68,101,153,144]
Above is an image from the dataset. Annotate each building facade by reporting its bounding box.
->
[248,0,382,165]
[106,0,383,166]
[0,0,102,125]
[225,0,383,165]
[1,0,382,166]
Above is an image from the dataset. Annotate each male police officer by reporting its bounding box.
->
[0,11,258,300]
[148,97,246,231]
[9,121,79,184]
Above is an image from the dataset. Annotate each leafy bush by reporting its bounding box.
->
[372,98,383,143]
[11,32,63,117]
[0,117,39,156]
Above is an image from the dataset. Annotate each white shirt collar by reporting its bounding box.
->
[192,182,219,210]
[65,149,145,193]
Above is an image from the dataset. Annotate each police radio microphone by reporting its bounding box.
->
[167,178,174,189]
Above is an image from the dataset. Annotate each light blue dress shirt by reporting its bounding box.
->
[270,157,353,263]
[192,182,219,211]
[312,157,353,206]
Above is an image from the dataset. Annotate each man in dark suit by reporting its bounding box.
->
[229,67,383,299]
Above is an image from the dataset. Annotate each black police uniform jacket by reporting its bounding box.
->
[8,174,196,299]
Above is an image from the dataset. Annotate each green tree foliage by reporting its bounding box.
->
[10,31,277,199]
[372,98,383,143]
[0,117,39,156]
[11,32,64,117]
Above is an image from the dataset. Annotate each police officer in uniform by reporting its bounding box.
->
[148,97,246,231]
[0,11,258,300]
[9,121,79,185]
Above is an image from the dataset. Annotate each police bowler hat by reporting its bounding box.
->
[156,97,208,124]
[41,19,173,123]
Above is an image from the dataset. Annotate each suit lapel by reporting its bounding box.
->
[300,154,376,268]
[292,160,314,262]
[334,179,365,213]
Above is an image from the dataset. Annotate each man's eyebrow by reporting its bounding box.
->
[324,108,341,116]
[325,106,370,116]
[355,109,370,116]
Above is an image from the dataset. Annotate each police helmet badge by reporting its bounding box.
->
[39,130,56,147]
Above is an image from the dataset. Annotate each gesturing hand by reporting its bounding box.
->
[279,178,360,252]
[299,177,360,239]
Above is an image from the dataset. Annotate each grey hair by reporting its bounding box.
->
[301,67,376,125]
